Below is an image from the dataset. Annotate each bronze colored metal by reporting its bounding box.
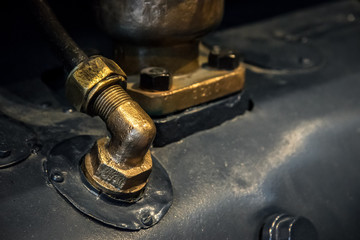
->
[94,1,244,116]
[114,41,200,75]
[66,55,126,112]
[126,46,246,116]
[83,86,156,199]
[95,0,224,74]
[66,58,156,201]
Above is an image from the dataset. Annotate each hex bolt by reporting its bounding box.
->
[140,67,171,91]
[51,172,64,183]
[262,214,318,240]
[208,46,241,70]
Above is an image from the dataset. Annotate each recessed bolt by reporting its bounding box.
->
[0,149,11,158]
[208,46,241,70]
[262,214,318,240]
[140,67,171,91]
[51,172,64,183]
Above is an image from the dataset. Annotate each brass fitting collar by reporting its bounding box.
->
[66,55,127,112]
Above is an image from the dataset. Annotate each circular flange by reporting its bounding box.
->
[45,135,173,230]
[0,116,37,168]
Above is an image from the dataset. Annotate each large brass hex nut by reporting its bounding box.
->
[82,137,152,197]
[66,56,126,112]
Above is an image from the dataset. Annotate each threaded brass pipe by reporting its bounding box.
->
[92,85,132,121]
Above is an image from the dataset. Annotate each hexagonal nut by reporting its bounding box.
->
[83,138,152,195]
[140,67,171,91]
[66,55,127,112]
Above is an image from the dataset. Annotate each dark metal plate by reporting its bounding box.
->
[0,116,37,168]
[45,135,173,230]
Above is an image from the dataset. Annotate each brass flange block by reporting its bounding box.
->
[126,45,245,116]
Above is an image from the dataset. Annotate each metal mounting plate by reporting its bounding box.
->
[45,135,173,230]
[127,46,245,117]
[0,116,37,168]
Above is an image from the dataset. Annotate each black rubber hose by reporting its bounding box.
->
[31,0,88,71]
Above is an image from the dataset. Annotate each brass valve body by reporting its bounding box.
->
[94,1,245,117]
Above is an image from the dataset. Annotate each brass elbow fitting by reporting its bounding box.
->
[66,56,156,201]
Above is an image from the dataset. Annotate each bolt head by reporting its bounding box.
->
[141,212,154,227]
[51,172,64,183]
[208,46,241,70]
[140,67,171,91]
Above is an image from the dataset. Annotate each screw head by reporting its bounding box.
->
[262,214,318,240]
[51,172,64,183]
[140,67,171,91]
[208,46,241,70]
[141,212,154,227]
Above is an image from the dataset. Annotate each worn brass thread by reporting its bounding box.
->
[93,85,132,120]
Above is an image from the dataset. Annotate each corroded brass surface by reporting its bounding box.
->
[96,0,224,44]
[82,85,156,200]
[66,55,126,112]
[96,0,224,75]
[66,56,156,201]
[115,41,200,75]
[127,46,246,116]
[82,138,153,196]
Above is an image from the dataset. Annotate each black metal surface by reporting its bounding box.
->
[0,116,36,168]
[45,135,173,230]
[1,1,360,239]
[153,90,251,147]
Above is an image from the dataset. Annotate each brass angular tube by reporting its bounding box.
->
[66,56,156,201]
[82,86,156,201]
[94,86,156,167]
